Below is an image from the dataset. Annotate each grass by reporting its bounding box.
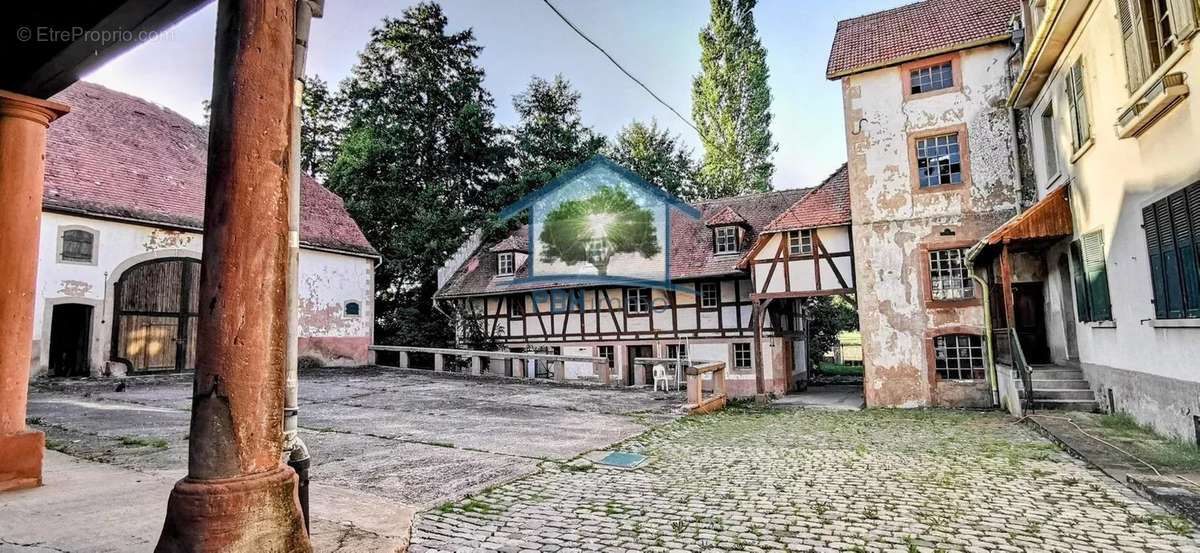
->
[116,435,169,449]
[818,362,864,376]
[1090,413,1200,471]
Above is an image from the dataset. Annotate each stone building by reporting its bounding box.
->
[827,0,1024,408]
[982,0,1200,440]
[33,82,376,378]
[436,158,852,398]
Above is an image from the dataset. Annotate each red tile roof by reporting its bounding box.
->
[827,0,1019,78]
[45,82,375,256]
[704,205,748,227]
[437,188,813,298]
[762,164,850,233]
[490,231,529,253]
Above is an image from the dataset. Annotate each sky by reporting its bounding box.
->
[85,0,910,190]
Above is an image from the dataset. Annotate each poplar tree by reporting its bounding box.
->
[691,0,777,197]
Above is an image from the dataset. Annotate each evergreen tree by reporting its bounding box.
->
[327,3,509,347]
[691,0,777,197]
[607,119,699,201]
[488,75,605,214]
[299,75,342,181]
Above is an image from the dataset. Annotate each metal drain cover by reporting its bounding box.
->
[597,451,648,469]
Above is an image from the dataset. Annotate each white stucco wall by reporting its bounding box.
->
[32,211,375,377]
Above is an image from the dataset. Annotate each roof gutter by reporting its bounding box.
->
[1008,0,1089,108]
[826,34,1012,80]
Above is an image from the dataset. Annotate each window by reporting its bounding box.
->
[497,252,514,276]
[1066,60,1092,151]
[714,226,739,254]
[1041,104,1060,180]
[733,343,752,370]
[928,248,974,301]
[667,344,688,361]
[344,301,361,316]
[1118,0,1197,91]
[508,295,525,319]
[1143,182,1200,319]
[60,229,95,263]
[626,288,651,314]
[597,345,614,368]
[699,282,719,309]
[1071,231,1114,322]
[788,229,813,256]
[933,334,986,380]
[915,133,963,188]
[909,61,954,95]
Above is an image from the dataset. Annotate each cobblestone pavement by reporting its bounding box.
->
[411,407,1200,552]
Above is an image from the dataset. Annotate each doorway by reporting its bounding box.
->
[111,257,201,373]
[626,345,653,386]
[1013,282,1050,364]
[49,304,93,377]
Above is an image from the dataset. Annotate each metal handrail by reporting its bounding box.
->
[1003,328,1036,413]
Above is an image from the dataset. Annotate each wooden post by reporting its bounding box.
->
[1001,242,1016,330]
[0,90,68,492]
[433,353,444,372]
[397,351,409,369]
[714,365,727,398]
[554,360,566,382]
[470,356,483,376]
[156,0,310,550]
[751,299,767,396]
[599,361,611,386]
[686,372,702,405]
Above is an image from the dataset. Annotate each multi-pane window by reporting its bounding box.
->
[733,343,753,370]
[933,334,986,380]
[1071,232,1114,322]
[714,226,739,254]
[508,295,525,318]
[597,345,614,368]
[626,288,651,314]
[928,248,974,301]
[497,252,514,276]
[699,282,719,308]
[1117,0,1197,91]
[1065,60,1091,150]
[344,301,361,316]
[60,229,95,262]
[667,344,688,361]
[915,133,963,188]
[788,229,813,256]
[1143,182,1200,319]
[910,62,954,94]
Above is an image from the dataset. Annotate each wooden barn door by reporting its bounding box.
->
[111,258,201,373]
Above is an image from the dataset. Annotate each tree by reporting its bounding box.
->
[299,75,342,181]
[538,186,659,276]
[487,75,605,214]
[691,0,777,197]
[327,3,509,347]
[606,119,699,201]
[803,295,859,370]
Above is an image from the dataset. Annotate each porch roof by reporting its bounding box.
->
[968,184,1072,262]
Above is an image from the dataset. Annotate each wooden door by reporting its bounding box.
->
[111,258,200,373]
[1013,283,1050,364]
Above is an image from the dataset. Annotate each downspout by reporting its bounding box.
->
[970,273,1000,407]
[284,0,322,532]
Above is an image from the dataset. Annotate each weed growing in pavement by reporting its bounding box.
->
[117,435,168,449]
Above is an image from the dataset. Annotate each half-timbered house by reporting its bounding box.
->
[436,164,853,398]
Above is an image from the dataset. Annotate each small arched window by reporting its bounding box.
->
[60,229,96,263]
[344,301,362,317]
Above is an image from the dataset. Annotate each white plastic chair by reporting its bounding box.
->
[652,363,671,392]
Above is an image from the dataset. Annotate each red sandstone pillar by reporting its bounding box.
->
[0,90,68,492]
[154,0,309,551]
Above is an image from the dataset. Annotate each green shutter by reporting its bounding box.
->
[1081,232,1113,320]
[1174,187,1200,317]
[1068,61,1091,147]
[1070,241,1093,322]
[1144,204,1170,318]
[1118,0,1151,91]
[1155,200,1186,318]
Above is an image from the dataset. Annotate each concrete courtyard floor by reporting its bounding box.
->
[412,406,1200,553]
[2,367,682,552]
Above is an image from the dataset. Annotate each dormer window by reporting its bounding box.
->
[714,226,739,254]
[497,252,514,276]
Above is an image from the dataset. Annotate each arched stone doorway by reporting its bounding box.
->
[110,257,201,373]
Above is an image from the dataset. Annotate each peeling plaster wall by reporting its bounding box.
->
[31,211,374,377]
[841,44,1021,408]
[1023,0,1200,441]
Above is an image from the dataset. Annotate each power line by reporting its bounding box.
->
[540,0,700,135]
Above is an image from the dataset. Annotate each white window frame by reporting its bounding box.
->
[714,226,739,254]
[699,282,719,309]
[788,229,813,256]
[497,252,514,276]
[626,288,651,314]
[732,342,753,370]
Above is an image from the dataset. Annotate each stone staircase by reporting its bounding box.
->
[1018,362,1101,412]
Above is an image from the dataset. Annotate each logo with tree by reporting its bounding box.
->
[539,185,660,277]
